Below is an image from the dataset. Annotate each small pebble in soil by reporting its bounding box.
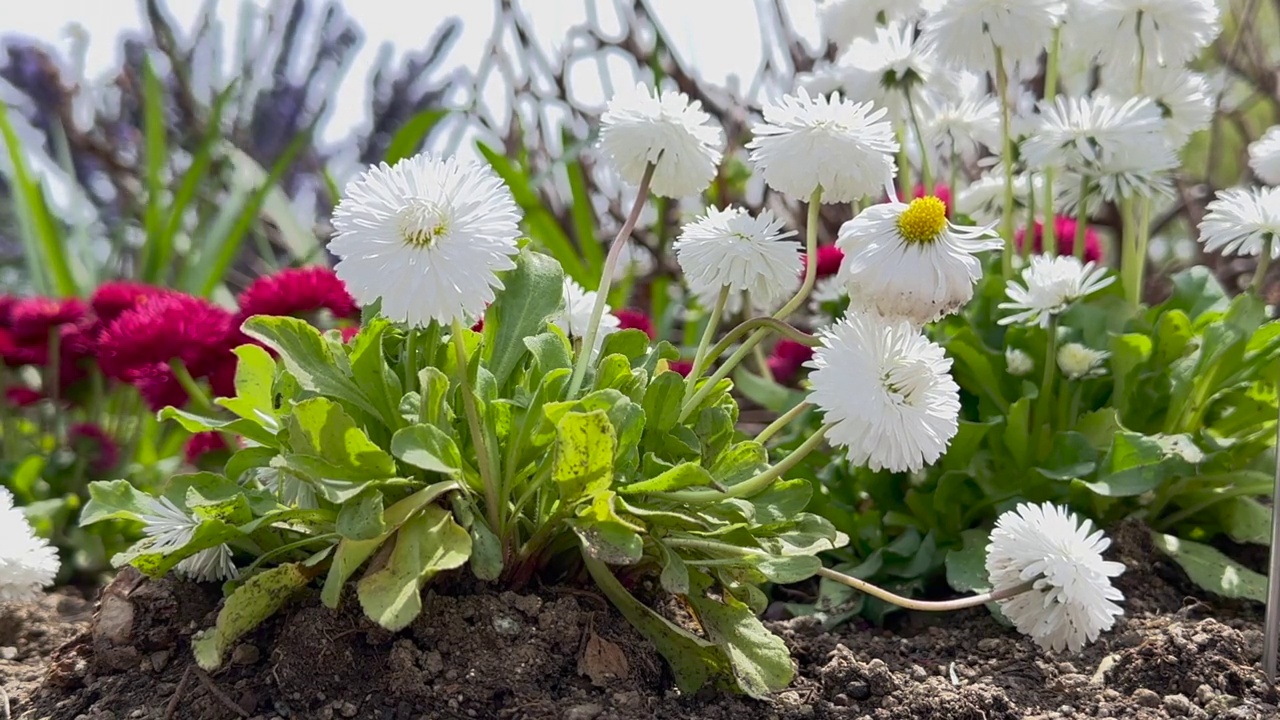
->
[564,703,604,720]
[491,614,521,635]
[1,645,17,660]
[1133,688,1161,707]
[232,643,261,665]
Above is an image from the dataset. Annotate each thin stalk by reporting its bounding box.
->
[658,424,831,503]
[703,318,818,370]
[1034,316,1060,440]
[897,127,912,195]
[1042,27,1062,256]
[1252,237,1274,296]
[817,568,1036,612]
[755,401,811,445]
[905,90,933,191]
[994,45,1016,280]
[170,359,215,414]
[678,189,822,422]
[403,327,420,391]
[1073,177,1091,260]
[682,286,730,405]
[451,319,502,535]
[949,146,960,201]
[568,162,656,397]
[1261,399,1280,682]
[1134,197,1152,306]
[1120,198,1141,309]
[1023,171,1037,262]
[752,339,772,378]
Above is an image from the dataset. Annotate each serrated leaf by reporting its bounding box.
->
[685,572,795,697]
[215,344,281,431]
[1087,432,1188,497]
[241,315,377,417]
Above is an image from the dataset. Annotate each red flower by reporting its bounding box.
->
[0,295,17,328]
[91,281,176,325]
[1015,217,1103,263]
[8,297,86,342]
[814,245,846,278]
[184,431,229,464]
[668,359,693,377]
[128,364,189,411]
[340,326,361,343]
[615,309,656,339]
[471,318,484,333]
[98,294,234,380]
[768,339,814,385]
[236,267,359,322]
[68,423,120,475]
[3,386,42,407]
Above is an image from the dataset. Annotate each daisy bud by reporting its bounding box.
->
[598,82,725,199]
[986,502,1125,653]
[137,495,239,583]
[1249,126,1280,187]
[1005,347,1034,377]
[1057,343,1110,380]
[0,488,60,602]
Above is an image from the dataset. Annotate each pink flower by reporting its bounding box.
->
[803,245,846,279]
[615,309,656,339]
[184,431,229,464]
[340,326,361,343]
[1015,217,1103,263]
[91,282,176,324]
[767,339,814,385]
[668,359,694,377]
[3,386,42,407]
[236,267,359,322]
[8,297,86,342]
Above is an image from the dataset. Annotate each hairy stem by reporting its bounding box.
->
[817,568,1036,612]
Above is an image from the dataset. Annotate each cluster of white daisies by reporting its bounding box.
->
[1,488,60,603]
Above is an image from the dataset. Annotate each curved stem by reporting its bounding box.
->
[704,318,817,369]
[755,401,811,445]
[657,424,831,503]
[568,162,655,397]
[682,286,730,405]
[994,45,1015,280]
[452,319,502,535]
[817,568,1036,612]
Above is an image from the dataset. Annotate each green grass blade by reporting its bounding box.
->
[384,109,448,164]
[191,130,312,297]
[0,103,78,296]
[138,59,168,282]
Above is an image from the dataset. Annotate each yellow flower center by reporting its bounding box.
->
[895,196,948,245]
[399,200,450,248]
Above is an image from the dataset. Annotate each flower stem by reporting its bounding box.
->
[678,189,822,422]
[1034,316,1059,450]
[1252,237,1273,296]
[170,359,215,414]
[568,162,655,397]
[1023,171,1037,262]
[755,401,810,445]
[657,424,831,503]
[1042,27,1061,256]
[682,286,730,406]
[1073,177,1090,260]
[451,319,502,536]
[702,318,817,369]
[1120,197,1142,309]
[816,568,1036,612]
[905,90,933,191]
[994,45,1016,280]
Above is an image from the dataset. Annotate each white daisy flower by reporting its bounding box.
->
[987,502,1126,653]
[0,488,60,602]
[837,194,1002,325]
[1197,187,1280,259]
[598,82,725,198]
[998,255,1116,328]
[1022,96,1166,174]
[922,0,1067,73]
[817,0,927,48]
[921,91,1002,161]
[674,206,802,308]
[330,153,521,328]
[138,496,238,583]
[1077,0,1220,68]
[840,22,940,121]
[746,89,900,204]
[1005,347,1034,376]
[554,278,621,356]
[806,310,961,473]
[1058,343,1110,379]
[1248,126,1280,186]
[955,171,1043,225]
[1101,65,1213,147]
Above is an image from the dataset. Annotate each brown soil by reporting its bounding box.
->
[4,521,1278,720]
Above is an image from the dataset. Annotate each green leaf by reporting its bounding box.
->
[643,371,685,433]
[337,489,387,541]
[563,144,605,273]
[215,344,282,431]
[357,505,472,631]
[1109,333,1152,416]
[417,367,452,428]
[945,328,1008,412]
[1150,531,1266,602]
[384,109,449,163]
[756,555,822,584]
[160,407,279,448]
[619,462,714,494]
[192,563,311,671]
[945,528,992,594]
[525,330,574,385]
[139,58,168,280]
[1036,432,1098,481]
[1002,397,1032,468]
[732,368,805,414]
[573,518,644,565]
[1087,432,1186,497]
[114,519,242,578]
[711,442,768,489]
[1160,266,1229,320]
[1218,497,1272,546]
[0,101,77,295]
[286,397,397,480]
[391,424,463,476]
[553,410,617,502]
[657,541,691,595]
[224,447,278,484]
[241,316,378,418]
[483,248,566,387]
[349,320,403,428]
[81,480,158,525]
[468,518,504,581]
[685,572,795,698]
[599,329,651,363]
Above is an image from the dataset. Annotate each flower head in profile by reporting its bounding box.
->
[922,0,1067,72]
[1198,186,1280,259]
[330,153,522,327]
[921,92,1002,161]
[999,255,1115,328]
[598,82,725,198]
[956,171,1042,224]
[553,278,620,357]
[817,0,926,48]
[1078,0,1220,68]
[0,487,60,602]
[1101,65,1212,148]
[1023,96,1170,176]
[987,502,1125,653]
[836,194,1001,325]
[137,496,238,582]
[91,281,175,324]
[1058,343,1110,380]
[236,267,359,322]
[674,206,802,309]
[747,89,899,204]
[841,22,939,121]
[807,311,961,473]
[8,297,86,342]
[1249,126,1280,187]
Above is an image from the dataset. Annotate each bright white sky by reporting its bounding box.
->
[4,0,820,144]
